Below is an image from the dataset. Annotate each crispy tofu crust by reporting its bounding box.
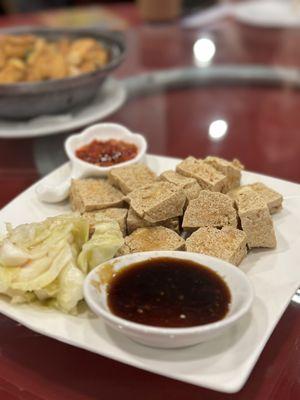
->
[182,190,237,230]
[186,226,247,266]
[69,179,124,213]
[232,187,276,248]
[249,183,283,214]
[125,182,186,223]
[68,155,280,266]
[204,156,243,193]
[229,183,283,214]
[176,157,227,192]
[126,207,179,234]
[83,208,128,236]
[159,170,202,201]
[108,164,156,195]
[118,226,185,255]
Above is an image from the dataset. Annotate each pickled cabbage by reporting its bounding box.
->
[0,213,123,314]
[78,217,124,273]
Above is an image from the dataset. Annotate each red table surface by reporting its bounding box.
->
[0,3,300,400]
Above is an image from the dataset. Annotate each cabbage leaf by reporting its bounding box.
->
[0,213,123,314]
[77,217,124,273]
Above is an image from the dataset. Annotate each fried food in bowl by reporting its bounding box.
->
[0,27,125,119]
[0,34,110,84]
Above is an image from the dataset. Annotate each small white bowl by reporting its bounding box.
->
[36,123,147,203]
[84,251,254,349]
[65,122,147,177]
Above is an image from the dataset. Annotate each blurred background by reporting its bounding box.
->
[0,0,224,32]
[0,1,218,14]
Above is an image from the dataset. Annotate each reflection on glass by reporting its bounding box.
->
[193,38,216,66]
[292,288,300,304]
[208,119,228,141]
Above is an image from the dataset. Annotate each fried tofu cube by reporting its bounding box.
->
[118,226,185,255]
[204,156,243,193]
[249,183,283,214]
[182,190,237,230]
[229,183,283,215]
[176,157,227,192]
[108,164,156,195]
[70,179,124,213]
[233,187,276,248]
[159,170,202,201]
[125,182,186,223]
[126,207,179,234]
[83,208,128,236]
[185,227,247,266]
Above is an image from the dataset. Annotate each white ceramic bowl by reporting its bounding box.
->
[36,123,147,203]
[65,122,147,177]
[84,251,254,349]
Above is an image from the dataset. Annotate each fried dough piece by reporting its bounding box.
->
[27,40,68,81]
[79,50,108,73]
[55,38,71,56]
[0,48,6,69]
[67,38,108,70]
[0,34,109,83]
[0,58,26,83]
[0,34,36,58]
[67,38,97,65]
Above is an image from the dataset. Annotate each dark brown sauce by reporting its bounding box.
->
[107,257,231,328]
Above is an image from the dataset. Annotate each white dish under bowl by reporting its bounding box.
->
[84,251,254,349]
[0,78,126,139]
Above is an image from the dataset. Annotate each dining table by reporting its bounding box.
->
[0,2,299,399]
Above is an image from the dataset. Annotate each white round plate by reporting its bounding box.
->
[233,0,300,28]
[0,78,126,139]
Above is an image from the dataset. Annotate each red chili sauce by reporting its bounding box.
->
[75,139,138,167]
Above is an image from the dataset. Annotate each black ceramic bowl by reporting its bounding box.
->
[0,27,126,120]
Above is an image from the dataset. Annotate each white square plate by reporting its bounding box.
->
[0,154,299,393]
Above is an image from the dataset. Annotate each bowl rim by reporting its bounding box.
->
[0,26,126,93]
[64,122,148,173]
[84,251,254,336]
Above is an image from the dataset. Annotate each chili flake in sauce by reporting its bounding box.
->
[107,257,231,328]
[75,139,138,167]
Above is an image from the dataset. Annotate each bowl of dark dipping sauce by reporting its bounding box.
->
[84,251,253,348]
